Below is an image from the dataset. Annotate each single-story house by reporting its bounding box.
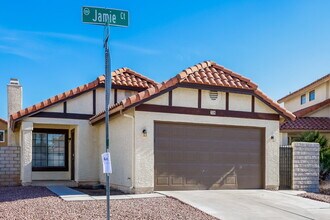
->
[8,61,295,193]
[279,74,330,144]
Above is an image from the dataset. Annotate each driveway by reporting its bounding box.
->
[159,190,330,220]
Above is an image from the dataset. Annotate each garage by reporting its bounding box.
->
[154,122,265,190]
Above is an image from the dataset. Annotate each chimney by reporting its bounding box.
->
[7,78,22,146]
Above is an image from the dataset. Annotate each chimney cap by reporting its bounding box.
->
[9,78,20,85]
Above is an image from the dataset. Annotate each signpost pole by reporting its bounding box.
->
[82,6,128,220]
[104,24,111,220]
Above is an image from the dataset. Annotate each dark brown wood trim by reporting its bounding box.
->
[251,95,255,113]
[114,89,118,104]
[70,129,75,180]
[93,90,96,115]
[32,112,94,120]
[32,128,69,172]
[63,102,67,113]
[112,85,146,92]
[136,104,280,121]
[12,84,104,129]
[169,91,172,106]
[226,92,229,110]
[179,83,255,95]
[198,89,202,108]
[253,93,290,120]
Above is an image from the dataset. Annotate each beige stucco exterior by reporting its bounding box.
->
[283,80,330,113]
[15,84,283,191]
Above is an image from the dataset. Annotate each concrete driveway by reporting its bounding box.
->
[159,190,330,220]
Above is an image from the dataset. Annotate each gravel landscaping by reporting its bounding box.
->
[0,186,217,220]
[299,181,330,204]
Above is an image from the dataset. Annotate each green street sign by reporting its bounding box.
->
[82,6,129,27]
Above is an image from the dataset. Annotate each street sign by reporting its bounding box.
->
[82,6,129,27]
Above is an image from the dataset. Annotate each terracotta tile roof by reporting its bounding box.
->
[112,68,157,89]
[281,117,330,131]
[0,118,7,124]
[293,99,330,117]
[278,74,330,103]
[90,61,296,124]
[10,68,156,129]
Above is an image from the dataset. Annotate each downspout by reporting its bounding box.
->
[121,111,135,193]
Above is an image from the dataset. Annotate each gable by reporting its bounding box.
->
[283,81,329,113]
[307,105,330,117]
[146,87,277,114]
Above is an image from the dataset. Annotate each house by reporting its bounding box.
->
[0,118,7,147]
[279,74,330,144]
[8,61,295,192]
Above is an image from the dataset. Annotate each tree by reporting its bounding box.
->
[297,131,330,181]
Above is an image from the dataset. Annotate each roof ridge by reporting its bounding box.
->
[90,61,295,124]
[0,118,7,124]
[278,73,330,103]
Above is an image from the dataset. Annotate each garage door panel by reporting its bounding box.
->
[154,122,264,190]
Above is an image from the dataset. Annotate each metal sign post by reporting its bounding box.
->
[82,6,129,220]
[104,24,111,220]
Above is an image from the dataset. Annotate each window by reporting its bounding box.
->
[309,90,315,101]
[0,130,4,142]
[32,129,68,171]
[301,94,306,105]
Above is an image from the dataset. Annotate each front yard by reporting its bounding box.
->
[0,187,217,220]
[299,181,330,203]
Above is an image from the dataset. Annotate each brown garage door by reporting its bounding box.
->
[154,122,264,190]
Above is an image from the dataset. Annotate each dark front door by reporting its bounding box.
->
[71,129,75,181]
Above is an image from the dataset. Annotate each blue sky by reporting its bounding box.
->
[1,0,330,120]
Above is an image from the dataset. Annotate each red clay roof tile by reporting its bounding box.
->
[90,61,295,124]
[10,68,157,129]
[281,117,330,131]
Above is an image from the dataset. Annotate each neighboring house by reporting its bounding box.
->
[0,118,7,147]
[8,61,295,192]
[279,74,330,144]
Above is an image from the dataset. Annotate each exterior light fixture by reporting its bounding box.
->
[142,129,147,137]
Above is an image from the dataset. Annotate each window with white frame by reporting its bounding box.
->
[0,130,4,142]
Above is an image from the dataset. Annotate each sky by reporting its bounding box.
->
[1,0,330,120]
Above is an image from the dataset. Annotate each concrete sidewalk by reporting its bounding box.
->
[47,186,164,201]
[159,190,330,220]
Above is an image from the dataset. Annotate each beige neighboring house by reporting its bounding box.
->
[279,74,330,144]
[8,61,295,193]
[0,118,7,147]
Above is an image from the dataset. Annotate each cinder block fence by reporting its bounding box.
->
[0,146,20,186]
[280,142,320,192]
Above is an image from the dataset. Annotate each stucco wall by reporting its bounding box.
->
[18,117,99,183]
[308,106,330,117]
[134,111,280,191]
[67,91,93,114]
[201,90,226,110]
[229,93,252,112]
[284,81,329,113]
[97,110,134,192]
[172,88,198,108]
[146,93,169,105]
[43,103,64,113]
[255,98,277,114]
